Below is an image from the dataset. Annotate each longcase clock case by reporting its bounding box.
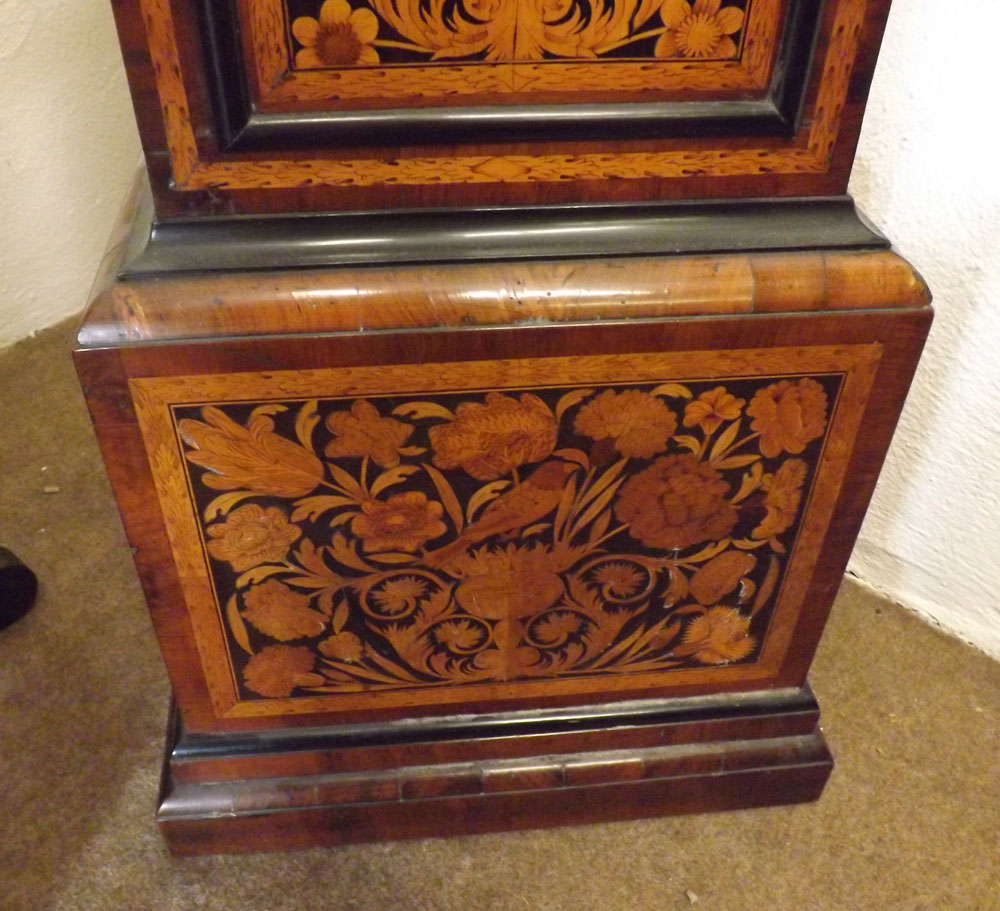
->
[74,0,929,853]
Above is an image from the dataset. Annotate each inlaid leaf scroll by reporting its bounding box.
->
[174,371,839,701]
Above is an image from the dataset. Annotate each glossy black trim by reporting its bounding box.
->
[769,0,825,129]
[120,196,888,277]
[231,100,792,149]
[198,0,249,148]
[171,687,819,762]
[198,0,825,150]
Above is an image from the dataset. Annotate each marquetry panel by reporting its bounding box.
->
[240,0,779,107]
[130,344,882,719]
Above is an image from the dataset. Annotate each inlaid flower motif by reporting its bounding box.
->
[472,643,543,679]
[292,0,380,68]
[206,504,301,571]
[434,620,486,651]
[242,645,317,697]
[179,406,324,498]
[753,458,807,539]
[351,491,447,552]
[747,378,828,458]
[430,392,557,481]
[592,561,645,598]
[574,389,677,459]
[656,0,745,59]
[452,544,564,620]
[372,576,428,614]
[464,0,503,20]
[675,606,755,664]
[688,550,755,605]
[682,386,745,434]
[324,399,414,468]
[242,579,328,641]
[614,454,736,551]
[533,611,582,644]
[319,631,365,661]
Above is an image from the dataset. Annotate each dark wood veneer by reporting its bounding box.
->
[157,688,833,853]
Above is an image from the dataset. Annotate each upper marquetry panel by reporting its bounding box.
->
[247,0,770,105]
[287,0,752,67]
[112,0,894,213]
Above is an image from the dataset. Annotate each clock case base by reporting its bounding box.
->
[76,180,929,854]
[158,686,831,855]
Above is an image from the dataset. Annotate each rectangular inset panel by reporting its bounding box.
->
[202,0,820,147]
[130,345,882,720]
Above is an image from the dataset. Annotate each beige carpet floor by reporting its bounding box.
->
[1,322,998,911]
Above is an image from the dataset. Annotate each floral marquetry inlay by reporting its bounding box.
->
[167,371,841,703]
[286,0,749,66]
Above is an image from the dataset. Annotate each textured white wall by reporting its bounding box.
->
[0,0,140,348]
[848,0,1000,658]
[0,2,997,651]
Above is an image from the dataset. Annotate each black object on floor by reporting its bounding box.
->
[0,547,37,630]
